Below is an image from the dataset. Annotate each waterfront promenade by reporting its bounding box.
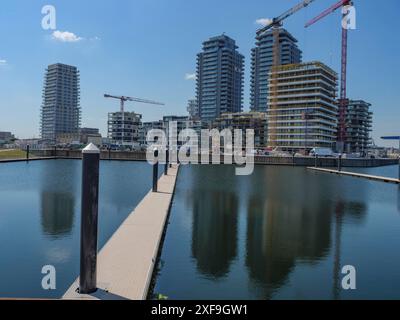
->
[63,164,179,300]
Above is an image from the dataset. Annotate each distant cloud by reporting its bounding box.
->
[255,18,273,27]
[52,30,83,42]
[185,73,196,81]
[0,59,7,66]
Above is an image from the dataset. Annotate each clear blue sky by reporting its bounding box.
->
[0,0,399,147]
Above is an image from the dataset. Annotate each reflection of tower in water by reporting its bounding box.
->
[40,161,78,238]
[191,191,239,279]
[41,191,75,238]
[244,166,368,299]
[246,195,333,299]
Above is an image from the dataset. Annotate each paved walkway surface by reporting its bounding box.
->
[308,167,400,184]
[63,164,179,300]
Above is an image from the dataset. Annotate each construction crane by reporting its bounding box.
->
[256,0,316,149]
[104,94,164,146]
[257,0,316,66]
[305,0,354,152]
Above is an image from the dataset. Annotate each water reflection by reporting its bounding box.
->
[332,200,367,300]
[243,167,368,299]
[332,201,344,300]
[246,196,333,298]
[40,191,75,238]
[397,188,400,214]
[191,191,239,279]
[39,160,78,238]
[153,165,400,300]
[186,166,370,297]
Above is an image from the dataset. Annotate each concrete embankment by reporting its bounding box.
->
[33,149,147,161]
[63,164,179,300]
[29,149,398,167]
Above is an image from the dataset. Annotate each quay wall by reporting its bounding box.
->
[29,150,398,168]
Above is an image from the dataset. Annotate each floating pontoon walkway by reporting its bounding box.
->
[63,164,179,300]
[307,167,400,184]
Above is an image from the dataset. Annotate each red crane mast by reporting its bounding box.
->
[306,0,354,152]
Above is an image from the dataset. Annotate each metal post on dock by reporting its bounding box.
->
[108,146,111,161]
[79,143,100,294]
[338,154,342,172]
[315,155,318,168]
[398,156,400,181]
[26,145,30,161]
[164,149,169,175]
[54,145,57,159]
[153,149,159,192]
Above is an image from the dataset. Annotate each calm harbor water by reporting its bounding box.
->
[0,159,157,298]
[1,160,399,299]
[153,164,400,300]
[348,164,399,179]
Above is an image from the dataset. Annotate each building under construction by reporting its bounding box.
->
[213,112,268,148]
[107,112,142,147]
[267,61,338,153]
[345,100,373,153]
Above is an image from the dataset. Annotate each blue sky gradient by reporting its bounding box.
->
[0,0,399,146]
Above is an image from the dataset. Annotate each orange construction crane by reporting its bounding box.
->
[256,0,317,148]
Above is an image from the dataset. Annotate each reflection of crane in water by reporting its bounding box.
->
[333,201,345,300]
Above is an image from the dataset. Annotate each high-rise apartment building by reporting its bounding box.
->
[345,100,373,153]
[250,28,302,112]
[196,35,244,121]
[267,62,338,152]
[40,63,80,142]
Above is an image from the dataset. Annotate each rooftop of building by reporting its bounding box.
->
[47,63,78,70]
[270,61,338,76]
[256,27,299,42]
[202,34,239,50]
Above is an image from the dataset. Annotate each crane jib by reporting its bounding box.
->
[256,0,317,35]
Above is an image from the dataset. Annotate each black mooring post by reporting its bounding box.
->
[26,145,30,161]
[153,149,159,192]
[315,155,319,168]
[398,156,400,181]
[338,154,342,172]
[79,143,100,294]
[54,145,57,159]
[164,149,169,175]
